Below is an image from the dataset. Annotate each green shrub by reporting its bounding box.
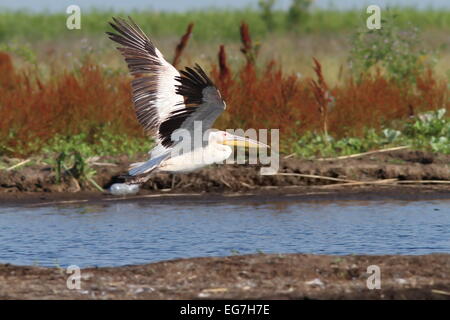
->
[349,14,433,85]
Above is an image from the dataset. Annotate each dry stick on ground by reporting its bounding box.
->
[316,146,410,161]
[6,159,31,171]
[283,153,296,159]
[276,172,359,183]
[90,162,118,167]
[172,23,194,68]
[431,290,450,296]
[319,179,399,188]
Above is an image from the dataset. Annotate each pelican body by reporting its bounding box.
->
[107,17,267,184]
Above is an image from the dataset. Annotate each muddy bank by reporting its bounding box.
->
[1,185,450,207]
[1,149,449,195]
[1,254,449,299]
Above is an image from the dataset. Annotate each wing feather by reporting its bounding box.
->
[107,17,184,136]
[107,17,226,157]
[157,64,225,148]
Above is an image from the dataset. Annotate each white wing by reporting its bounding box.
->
[107,17,184,157]
[108,17,226,176]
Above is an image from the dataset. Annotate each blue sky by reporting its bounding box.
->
[0,0,450,12]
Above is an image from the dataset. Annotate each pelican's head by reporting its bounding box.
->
[209,130,269,149]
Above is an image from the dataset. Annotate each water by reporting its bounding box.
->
[0,199,449,267]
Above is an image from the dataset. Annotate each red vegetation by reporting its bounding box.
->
[218,45,230,82]
[172,23,194,68]
[213,61,449,140]
[239,22,259,68]
[0,55,143,156]
[310,57,333,136]
[212,24,449,143]
[0,52,16,89]
[0,23,449,157]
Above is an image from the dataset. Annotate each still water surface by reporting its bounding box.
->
[0,199,449,267]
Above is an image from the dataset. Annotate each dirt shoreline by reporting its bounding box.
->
[0,149,449,205]
[1,253,449,299]
[1,149,449,300]
[0,185,449,207]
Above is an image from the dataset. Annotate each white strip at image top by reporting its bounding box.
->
[2,0,450,13]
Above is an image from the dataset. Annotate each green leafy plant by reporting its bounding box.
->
[402,108,450,153]
[41,129,150,158]
[349,14,433,85]
[0,41,37,65]
[291,108,450,158]
[55,151,103,191]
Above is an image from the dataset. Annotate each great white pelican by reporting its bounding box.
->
[107,17,268,185]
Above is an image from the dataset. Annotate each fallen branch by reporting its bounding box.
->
[6,159,31,171]
[276,173,358,183]
[90,162,118,167]
[432,289,450,296]
[316,146,410,161]
[319,179,399,188]
[283,153,296,159]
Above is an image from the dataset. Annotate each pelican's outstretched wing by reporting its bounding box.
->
[107,17,226,175]
[107,17,184,139]
[107,18,225,150]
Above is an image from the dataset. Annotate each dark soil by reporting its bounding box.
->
[0,149,449,195]
[1,254,449,299]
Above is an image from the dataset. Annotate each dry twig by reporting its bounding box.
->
[316,146,410,161]
[6,159,31,171]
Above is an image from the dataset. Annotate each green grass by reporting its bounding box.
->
[290,109,450,158]
[40,131,151,159]
[2,8,450,43]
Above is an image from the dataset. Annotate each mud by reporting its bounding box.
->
[0,254,449,299]
[0,149,449,195]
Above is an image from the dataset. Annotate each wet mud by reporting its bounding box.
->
[1,254,449,299]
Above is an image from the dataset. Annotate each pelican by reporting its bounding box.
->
[107,17,268,185]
